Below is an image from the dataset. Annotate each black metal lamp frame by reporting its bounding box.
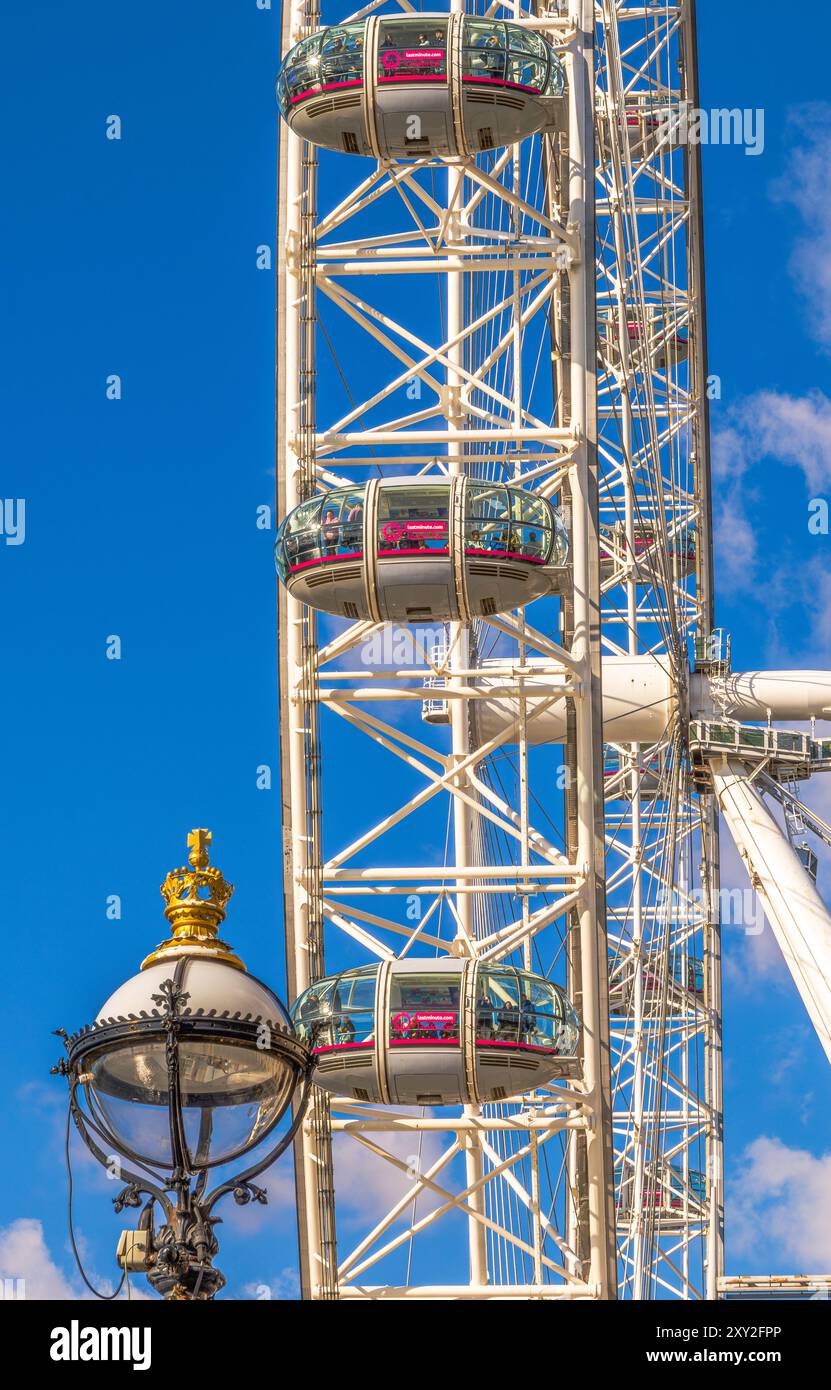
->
[53,971,311,1301]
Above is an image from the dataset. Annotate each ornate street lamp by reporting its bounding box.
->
[52,829,310,1300]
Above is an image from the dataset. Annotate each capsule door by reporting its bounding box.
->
[381,962,468,1105]
[373,480,457,622]
[369,15,458,159]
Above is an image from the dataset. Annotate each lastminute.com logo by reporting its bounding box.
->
[50,1322,151,1371]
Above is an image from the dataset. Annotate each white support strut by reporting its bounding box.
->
[276,0,721,1301]
[711,758,831,1065]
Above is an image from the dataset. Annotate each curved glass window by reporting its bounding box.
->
[540,44,565,97]
[666,1164,706,1205]
[292,966,378,1052]
[474,966,578,1054]
[377,484,450,555]
[465,482,511,554]
[319,486,366,559]
[277,496,323,574]
[600,309,689,362]
[507,27,548,61]
[465,483,566,564]
[278,20,564,114]
[627,315,688,351]
[640,951,704,997]
[673,955,704,994]
[461,20,563,96]
[277,25,363,114]
[389,970,461,1046]
[462,20,507,83]
[378,18,448,84]
[511,490,549,529]
[603,745,620,778]
[688,1170,707,1201]
[276,488,365,576]
[618,1165,705,1211]
[510,488,554,564]
[319,24,365,87]
[601,521,693,564]
[506,50,546,91]
[673,527,696,561]
[277,480,567,577]
[277,33,323,115]
[599,524,614,559]
[638,315,689,352]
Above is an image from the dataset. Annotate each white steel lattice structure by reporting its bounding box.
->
[593,1,719,1301]
[275,0,831,1300]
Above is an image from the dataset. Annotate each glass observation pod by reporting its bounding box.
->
[598,306,689,371]
[609,953,704,1016]
[598,91,681,160]
[276,15,566,159]
[599,522,696,578]
[275,477,569,623]
[616,1164,706,1217]
[291,959,579,1106]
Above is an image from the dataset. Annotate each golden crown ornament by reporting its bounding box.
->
[141,829,245,971]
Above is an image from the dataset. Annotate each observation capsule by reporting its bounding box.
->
[616,1163,706,1219]
[599,522,696,579]
[609,952,704,1016]
[598,306,689,371]
[291,958,579,1105]
[599,92,681,160]
[276,15,565,159]
[275,477,569,623]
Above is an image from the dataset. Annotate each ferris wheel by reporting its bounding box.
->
[275,0,831,1301]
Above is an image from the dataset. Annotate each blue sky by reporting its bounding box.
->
[2,0,831,1297]
[697,5,831,1270]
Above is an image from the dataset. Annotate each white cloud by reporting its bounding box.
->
[730,1136,831,1267]
[709,107,831,641]
[333,1123,447,1227]
[221,1120,447,1243]
[0,1218,155,1302]
[711,388,831,661]
[772,104,831,350]
[767,1024,811,1087]
[0,1219,79,1300]
[723,390,831,495]
[713,485,758,592]
[711,424,744,485]
[240,1267,300,1300]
